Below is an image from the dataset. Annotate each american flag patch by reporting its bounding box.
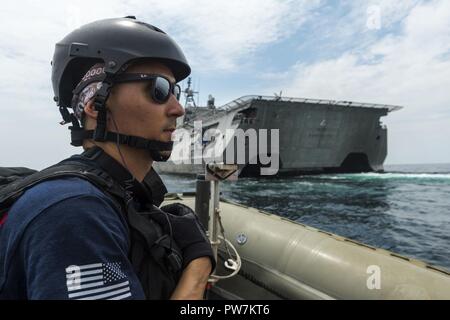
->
[65,262,131,300]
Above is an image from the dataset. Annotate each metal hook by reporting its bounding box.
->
[224,259,238,271]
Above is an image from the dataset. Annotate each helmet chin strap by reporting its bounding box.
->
[70,126,174,162]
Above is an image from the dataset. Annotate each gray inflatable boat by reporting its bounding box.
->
[163,193,450,300]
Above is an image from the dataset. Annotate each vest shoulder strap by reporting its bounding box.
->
[0,161,126,211]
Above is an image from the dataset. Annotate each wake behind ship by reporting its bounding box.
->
[155,93,402,177]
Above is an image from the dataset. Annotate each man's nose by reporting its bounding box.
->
[167,97,185,117]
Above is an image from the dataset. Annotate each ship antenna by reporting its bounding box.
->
[184,77,199,108]
[274,90,283,101]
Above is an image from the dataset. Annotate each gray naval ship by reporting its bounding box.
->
[155,81,402,177]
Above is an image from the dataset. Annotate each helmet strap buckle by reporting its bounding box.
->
[93,80,113,142]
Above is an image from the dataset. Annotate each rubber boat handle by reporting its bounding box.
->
[224,259,238,271]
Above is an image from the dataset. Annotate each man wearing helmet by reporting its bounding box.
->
[0,17,214,300]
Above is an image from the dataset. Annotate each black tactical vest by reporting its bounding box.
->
[0,147,182,299]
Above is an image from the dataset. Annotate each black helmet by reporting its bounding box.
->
[52,16,190,108]
[51,16,191,161]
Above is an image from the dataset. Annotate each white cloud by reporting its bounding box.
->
[267,0,450,164]
[0,0,320,97]
[0,1,129,168]
[0,1,126,99]
[360,0,421,29]
[126,0,321,71]
[292,0,421,60]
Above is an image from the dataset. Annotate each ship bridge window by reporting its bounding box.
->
[234,107,257,124]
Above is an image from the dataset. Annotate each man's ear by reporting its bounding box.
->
[83,100,98,120]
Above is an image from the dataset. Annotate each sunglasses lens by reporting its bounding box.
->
[174,85,181,101]
[153,77,170,103]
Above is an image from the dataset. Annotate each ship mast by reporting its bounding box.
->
[183,77,199,108]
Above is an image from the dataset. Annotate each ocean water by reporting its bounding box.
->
[160,163,450,271]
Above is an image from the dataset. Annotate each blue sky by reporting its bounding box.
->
[0,0,449,168]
